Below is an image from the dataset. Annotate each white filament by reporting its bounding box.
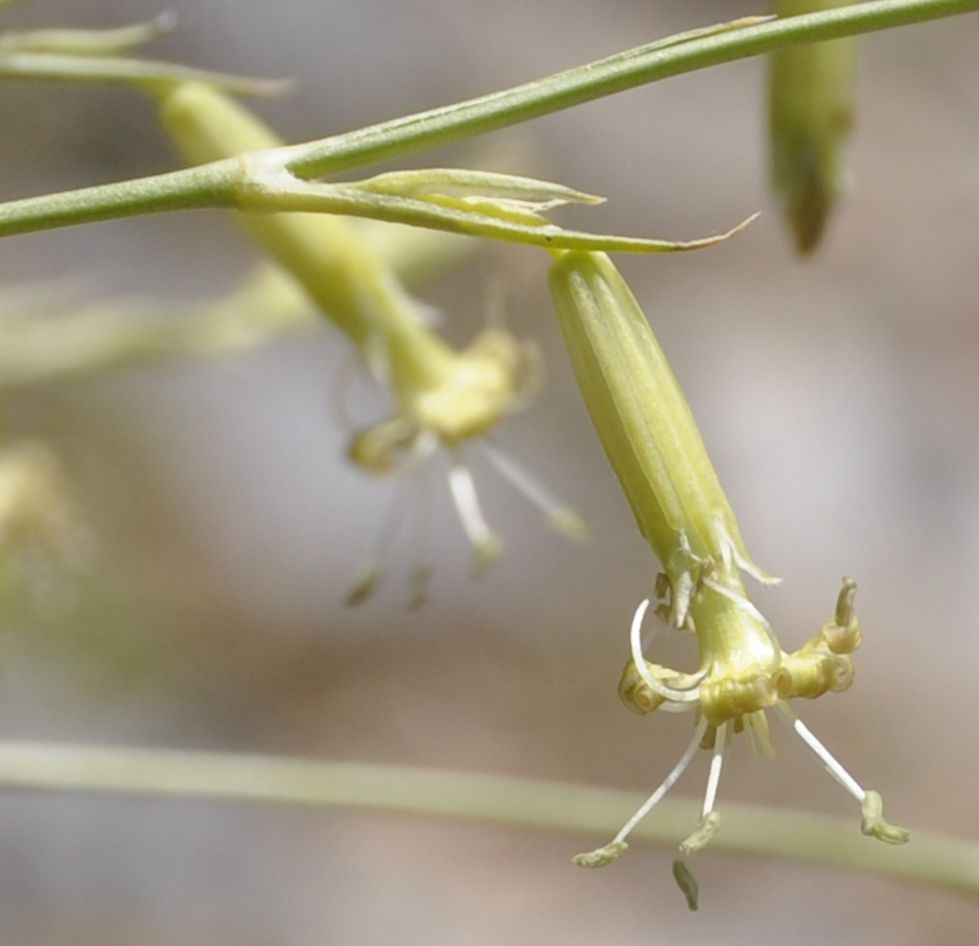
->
[478,440,575,526]
[447,460,494,550]
[629,599,702,703]
[612,716,709,845]
[775,702,865,802]
[702,722,728,817]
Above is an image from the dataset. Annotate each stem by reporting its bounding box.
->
[0,0,975,240]
[0,740,975,898]
[0,162,235,237]
[283,0,979,178]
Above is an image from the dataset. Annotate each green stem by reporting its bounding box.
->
[0,162,235,236]
[0,0,974,240]
[282,0,979,178]
[0,740,974,897]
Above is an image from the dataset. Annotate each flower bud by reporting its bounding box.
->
[770,0,857,253]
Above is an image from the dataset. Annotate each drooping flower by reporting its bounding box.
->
[770,0,857,254]
[157,82,597,601]
[548,249,908,906]
[154,79,761,602]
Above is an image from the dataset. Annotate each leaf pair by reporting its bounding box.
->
[253,166,758,255]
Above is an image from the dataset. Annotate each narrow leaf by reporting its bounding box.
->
[0,12,177,56]
[349,168,603,211]
[0,50,288,95]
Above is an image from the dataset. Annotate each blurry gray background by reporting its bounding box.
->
[1,0,977,943]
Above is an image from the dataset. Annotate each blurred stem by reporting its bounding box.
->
[0,0,976,239]
[0,740,975,897]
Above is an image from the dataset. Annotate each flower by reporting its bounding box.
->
[770,0,857,254]
[548,249,908,906]
[157,83,762,603]
[158,82,592,603]
[343,317,589,604]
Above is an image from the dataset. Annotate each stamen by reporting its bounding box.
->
[775,701,865,802]
[344,566,381,607]
[675,724,727,867]
[744,709,775,759]
[629,599,702,703]
[477,440,588,541]
[447,458,501,575]
[860,789,910,845]
[345,472,420,605]
[612,716,709,846]
[573,716,710,869]
[672,858,700,911]
[405,467,434,610]
[702,722,727,817]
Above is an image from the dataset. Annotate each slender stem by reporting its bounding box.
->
[0,740,974,897]
[0,162,235,237]
[283,0,979,178]
[0,0,975,240]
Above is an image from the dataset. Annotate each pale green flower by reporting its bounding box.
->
[549,250,908,906]
[159,82,589,600]
[770,0,857,253]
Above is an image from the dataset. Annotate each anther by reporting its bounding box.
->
[860,790,911,845]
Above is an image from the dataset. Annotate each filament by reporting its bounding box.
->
[775,701,865,802]
[446,458,497,554]
[702,723,727,817]
[477,440,585,538]
[629,599,702,703]
[405,464,434,609]
[612,716,709,846]
[345,471,422,604]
